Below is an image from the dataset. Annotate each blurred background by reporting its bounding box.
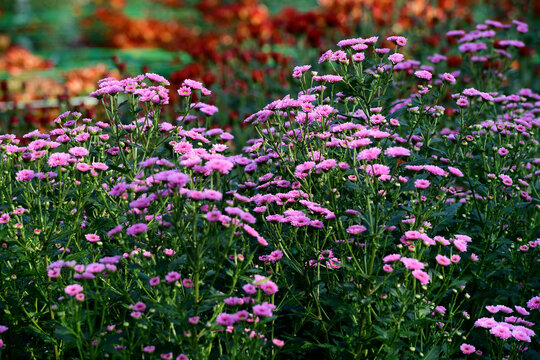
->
[0,0,538,136]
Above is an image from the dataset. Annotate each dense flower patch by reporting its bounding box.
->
[0,18,538,359]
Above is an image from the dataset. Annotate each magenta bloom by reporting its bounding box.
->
[16,169,35,182]
[126,223,148,236]
[474,317,497,329]
[69,147,89,157]
[414,179,431,189]
[401,257,425,270]
[133,302,146,312]
[85,234,100,243]
[48,152,71,167]
[383,254,401,263]
[460,343,476,354]
[388,53,404,64]
[143,346,156,353]
[347,225,367,235]
[442,73,456,84]
[206,158,234,174]
[242,284,257,294]
[260,280,279,295]
[489,325,512,339]
[448,166,464,177]
[435,255,451,266]
[272,338,285,347]
[384,146,410,157]
[216,313,236,326]
[149,277,160,286]
[358,148,381,161]
[414,70,432,80]
[165,271,181,283]
[512,329,531,342]
[387,35,407,46]
[65,284,84,296]
[527,296,540,310]
[412,270,430,285]
[182,279,194,288]
[253,302,275,317]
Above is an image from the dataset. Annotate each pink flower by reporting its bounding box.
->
[347,225,367,235]
[130,311,142,319]
[387,35,407,46]
[64,284,84,296]
[48,152,71,167]
[364,164,390,176]
[260,280,279,295]
[272,338,285,347]
[188,316,200,324]
[414,179,431,189]
[126,223,148,236]
[177,86,191,96]
[515,306,530,316]
[383,254,401,263]
[527,296,540,310]
[352,52,365,62]
[442,73,456,84]
[206,158,234,174]
[369,114,385,124]
[512,330,531,342]
[405,231,421,240]
[16,169,35,182]
[76,162,92,172]
[216,313,236,326]
[243,284,257,294]
[451,255,461,263]
[474,317,497,328]
[497,147,509,156]
[69,147,89,157]
[412,269,430,285]
[143,346,155,353]
[133,302,146,312]
[489,325,512,339]
[357,147,381,161]
[182,279,194,288]
[453,239,468,252]
[448,166,464,177]
[460,343,476,354]
[401,257,425,270]
[388,53,404,64]
[165,272,181,283]
[383,264,393,273]
[415,70,432,80]
[85,234,100,243]
[0,214,10,224]
[436,255,451,266]
[384,146,410,157]
[253,302,275,317]
[456,98,469,107]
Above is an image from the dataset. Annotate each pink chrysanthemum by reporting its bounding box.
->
[412,269,430,285]
[460,343,476,354]
[415,179,431,189]
[414,70,432,80]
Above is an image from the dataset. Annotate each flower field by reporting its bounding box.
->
[0,6,539,360]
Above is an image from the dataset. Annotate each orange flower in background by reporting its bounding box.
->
[0,46,52,76]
